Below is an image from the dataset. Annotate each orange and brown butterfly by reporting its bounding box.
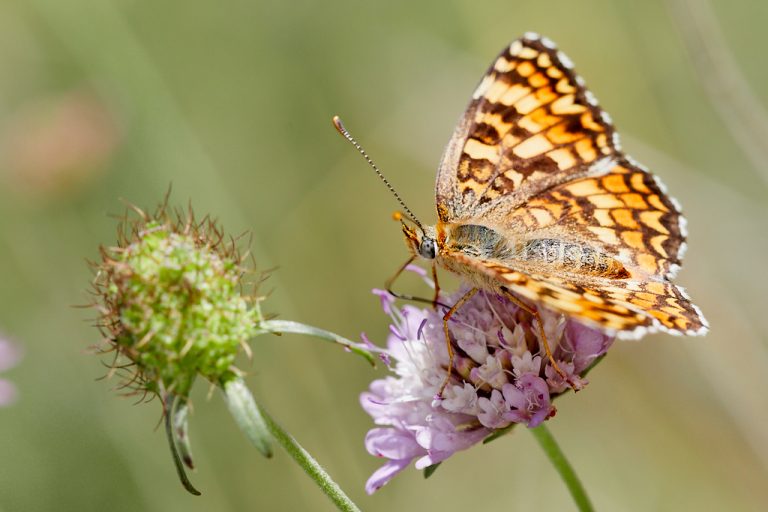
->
[334,33,707,388]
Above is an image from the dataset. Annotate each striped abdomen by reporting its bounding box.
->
[520,238,629,279]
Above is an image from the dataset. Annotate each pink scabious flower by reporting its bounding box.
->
[360,284,614,493]
[0,336,22,406]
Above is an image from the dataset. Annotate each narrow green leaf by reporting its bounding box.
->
[257,319,377,366]
[222,377,273,458]
[172,398,195,469]
[163,394,202,496]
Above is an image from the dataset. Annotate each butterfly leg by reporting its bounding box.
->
[499,288,580,390]
[386,255,416,298]
[431,264,440,310]
[386,256,449,308]
[438,287,479,397]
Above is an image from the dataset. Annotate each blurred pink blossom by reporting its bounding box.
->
[0,336,22,406]
[0,90,119,198]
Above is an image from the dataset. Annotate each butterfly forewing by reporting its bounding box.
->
[437,34,619,223]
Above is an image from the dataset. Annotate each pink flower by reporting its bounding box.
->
[501,374,552,427]
[360,283,614,492]
[0,336,22,406]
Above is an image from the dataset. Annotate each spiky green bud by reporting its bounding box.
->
[93,203,260,398]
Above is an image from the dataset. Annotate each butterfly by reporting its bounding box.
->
[335,33,708,389]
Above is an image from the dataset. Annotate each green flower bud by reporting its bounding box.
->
[93,202,261,398]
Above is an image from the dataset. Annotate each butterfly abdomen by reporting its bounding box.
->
[445,223,628,280]
[520,238,630,279]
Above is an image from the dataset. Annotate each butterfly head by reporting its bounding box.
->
[399,214,437,260]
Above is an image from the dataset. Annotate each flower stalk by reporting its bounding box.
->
[236,388,362,512]
[530,424,594,512]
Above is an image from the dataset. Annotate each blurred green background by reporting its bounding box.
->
[0,0,767,510]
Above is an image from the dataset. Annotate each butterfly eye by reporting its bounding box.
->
[418,238,437,259]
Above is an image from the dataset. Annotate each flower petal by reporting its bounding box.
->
[364,428,423,461]
[365,459,411,494]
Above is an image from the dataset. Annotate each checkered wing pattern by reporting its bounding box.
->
[436,33,619,223]
[446,252,707,338]
[434,34,707,337]
[504,157,687,279]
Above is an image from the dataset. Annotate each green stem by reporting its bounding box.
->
[222,378,361,512]
[261,406,361,512]
[257,319,377,366]
[530,424,594,512]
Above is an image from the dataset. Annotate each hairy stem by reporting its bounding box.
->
[530,424,594,512]
[259,405,362,512]
[222,378,360,512]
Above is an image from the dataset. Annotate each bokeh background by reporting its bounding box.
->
[0,0,766,510]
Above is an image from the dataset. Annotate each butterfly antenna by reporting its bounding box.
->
[332,115,423,229]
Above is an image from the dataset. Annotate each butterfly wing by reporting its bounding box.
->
[436,33,619,223]
[434,34,706,336]
[444,251,708,338]
[436,35,683,278]
[502,156,688,279]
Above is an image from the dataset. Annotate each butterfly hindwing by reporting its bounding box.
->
[444,251,708,337]
[502,157,688,279]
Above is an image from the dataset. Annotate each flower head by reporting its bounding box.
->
[0,335,22,406]
[91,199,262,399]
[360,283,614,492]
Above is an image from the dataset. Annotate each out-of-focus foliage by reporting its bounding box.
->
[0,1,766,510]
